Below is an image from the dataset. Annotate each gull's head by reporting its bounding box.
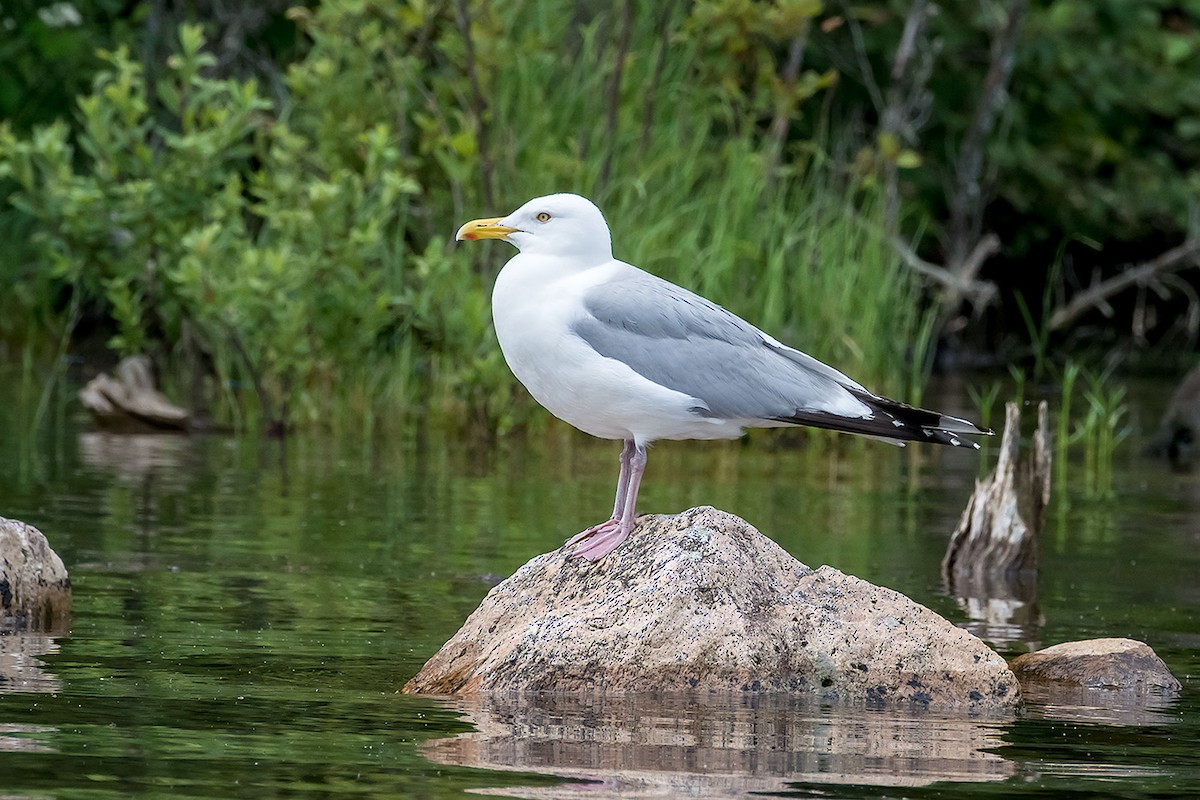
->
[455,193,613,263]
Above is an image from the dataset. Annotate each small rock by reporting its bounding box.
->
[0,517,72,632]
[1010,638,1181,691]
[403,507,1020,711]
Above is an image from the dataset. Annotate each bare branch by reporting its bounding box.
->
[639,0,680,157]
[879,0,933,230]
[889,232,1000,308]
[453,0,495,210]
[764,26,812,184]
[1048,240,1200,332]
[598,0,635,191]
[945,0,1028,270]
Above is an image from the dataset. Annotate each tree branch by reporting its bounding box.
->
[1048,240,1200,331]
[945,0,1027,270]
[889,232,1000,308]
[598,0,635,191]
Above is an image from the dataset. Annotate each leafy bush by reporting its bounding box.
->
[0,2,944,434]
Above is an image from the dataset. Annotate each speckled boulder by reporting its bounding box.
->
[403,506,1019,711]
[1011,638,1181,691]
[0,517,72,632]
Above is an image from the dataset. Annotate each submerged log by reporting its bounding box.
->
[403,507,1020,712]
[79,355,189,433]
[943,401,1049,580]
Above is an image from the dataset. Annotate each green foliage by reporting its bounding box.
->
[0,3,952,433]
[822,1,1200,269]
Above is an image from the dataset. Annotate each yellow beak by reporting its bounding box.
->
[455,216,519,242]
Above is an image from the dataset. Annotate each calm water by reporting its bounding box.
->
[1,376,1197,799]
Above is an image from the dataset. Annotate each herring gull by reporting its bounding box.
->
[456,193,990,561]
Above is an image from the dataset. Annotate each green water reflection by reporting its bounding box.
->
[0,381,1197,798]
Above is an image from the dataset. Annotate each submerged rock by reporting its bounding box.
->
[403,507,1020,711]
[1010,638,1181,692]
[0,517,72,632]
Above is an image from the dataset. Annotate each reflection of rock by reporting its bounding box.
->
[1019,681,1179,727]
[79,355,189,432]
[0,722,57,754]
[79,431,191,485]
[0,517,71,632]
[1011,638,1181,691]
[0,633,62,695]
[422,693,1015,798]
[404,507,1020,711]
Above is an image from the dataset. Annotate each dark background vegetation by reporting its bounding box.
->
[1,0,1198,433]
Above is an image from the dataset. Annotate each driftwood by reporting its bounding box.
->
[79,355,190,433]
[943,401,1050,644]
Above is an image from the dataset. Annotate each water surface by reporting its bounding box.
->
[0,378,1197,798]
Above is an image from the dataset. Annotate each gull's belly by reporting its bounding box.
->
[493,274,742,443]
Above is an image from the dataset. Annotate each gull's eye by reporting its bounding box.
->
[535,211,552,223]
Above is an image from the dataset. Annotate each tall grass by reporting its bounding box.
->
[483,2,932,398]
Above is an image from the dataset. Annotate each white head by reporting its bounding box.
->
[455,193,613,264]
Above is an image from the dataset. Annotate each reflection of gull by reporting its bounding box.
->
[79,432,191,486]
[420,692,1014,798]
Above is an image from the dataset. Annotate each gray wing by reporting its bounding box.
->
[571,267,990,446]
[571,268,868,421]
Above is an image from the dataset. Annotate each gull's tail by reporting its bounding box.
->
[772,391,993,449]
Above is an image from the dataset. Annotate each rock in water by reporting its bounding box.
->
[0,517,72,632]
[1010,638,1181,691]
[1150,362,1200,470]
[403,507,1020,711]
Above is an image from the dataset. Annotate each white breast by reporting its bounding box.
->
[491,255,744,443]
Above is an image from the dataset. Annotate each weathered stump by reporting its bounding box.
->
[79,355,189,432]
[404,507,1020,711]
[943,402,1049,644]
[944,401,1050,577]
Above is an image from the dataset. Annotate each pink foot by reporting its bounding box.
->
[563,518,618,549]
[565,518,635,561]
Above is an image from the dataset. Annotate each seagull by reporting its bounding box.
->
[456,193,991,561]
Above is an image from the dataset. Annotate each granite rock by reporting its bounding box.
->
[403,507,1020,711]
[1010,638,1181,692]
[0,517,72,632]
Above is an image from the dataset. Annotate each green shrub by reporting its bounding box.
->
[1,3,934,435]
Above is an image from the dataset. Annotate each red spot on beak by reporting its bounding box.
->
[463,233,478,240]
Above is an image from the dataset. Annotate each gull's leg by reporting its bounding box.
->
[609,439,636,519]
[572,443,647,561]
[564,439,634,548]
